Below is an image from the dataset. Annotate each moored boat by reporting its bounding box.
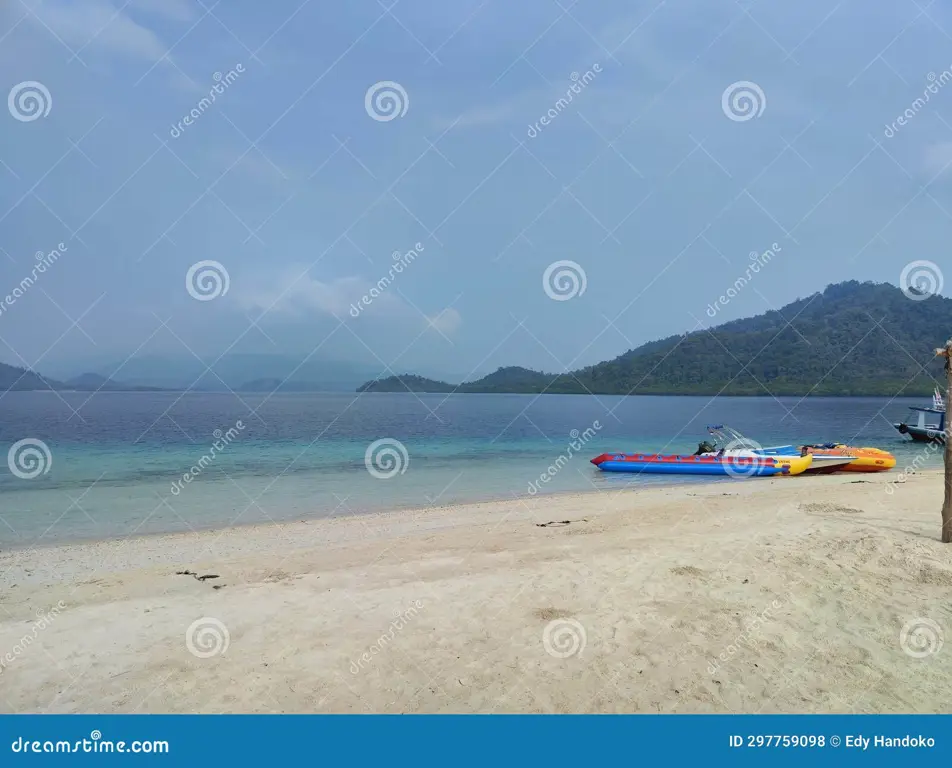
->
[894,397,946,444]
[590,452,812,477]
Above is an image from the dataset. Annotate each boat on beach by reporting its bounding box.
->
[757,444,894,472]
[894,389,946,444]
[590,425,893,478]
[706,425,894,473]
[589,451,812,477]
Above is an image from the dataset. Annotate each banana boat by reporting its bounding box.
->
[590,452,812,477]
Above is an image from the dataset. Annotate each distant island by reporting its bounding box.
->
[0,353,389,395]
[0,368,168,393]
[4,281,948,398]
[358,281,951,397]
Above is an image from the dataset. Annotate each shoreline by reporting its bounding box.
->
[0,474,732,553]
[2,470,950,713]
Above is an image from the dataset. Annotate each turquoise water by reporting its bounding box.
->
[0,392,938,547]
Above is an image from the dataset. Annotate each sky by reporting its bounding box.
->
[0,0,951,382]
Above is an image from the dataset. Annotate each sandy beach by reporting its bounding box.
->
[1,470,950,714]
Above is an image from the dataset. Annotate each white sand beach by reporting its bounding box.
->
[1,471,950,713]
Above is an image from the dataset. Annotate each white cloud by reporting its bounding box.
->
[426,308,462,336]
[25,0,170,61]
[130,0,196,23]
[238,269,371,319]
[236,266,461,338]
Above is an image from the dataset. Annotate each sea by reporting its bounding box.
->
[0,392,941,548]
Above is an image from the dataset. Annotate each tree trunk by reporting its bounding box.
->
[944,340,952,543]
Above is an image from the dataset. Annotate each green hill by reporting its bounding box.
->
[356,374,454,393]
[358,281,951,397]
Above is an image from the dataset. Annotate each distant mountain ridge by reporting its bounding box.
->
[0,364,58,392]
[5,282,949,397]
[63,373,167,392]
[0,367,169,392]
[358,281,952,397]
[0,353,394,394]
[78,354,387,392]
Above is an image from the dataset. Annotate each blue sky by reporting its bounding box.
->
[1,0,951,381]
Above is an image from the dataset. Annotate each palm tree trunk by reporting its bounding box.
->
[943,340,952,543]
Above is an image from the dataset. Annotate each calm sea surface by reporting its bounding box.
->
[0,392,939,547]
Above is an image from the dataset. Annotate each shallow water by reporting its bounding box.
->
[0,392,939,547]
